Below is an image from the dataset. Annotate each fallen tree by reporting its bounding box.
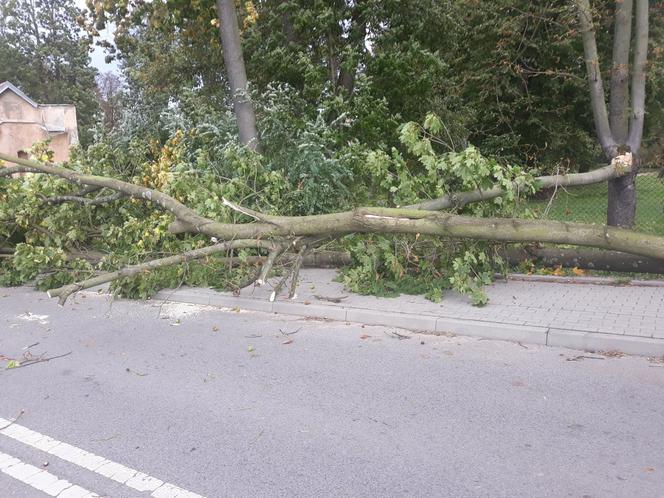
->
[1,151,663,304]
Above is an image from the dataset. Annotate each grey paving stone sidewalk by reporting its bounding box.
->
[155,269,664,356]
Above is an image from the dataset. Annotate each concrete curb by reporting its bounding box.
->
[154,289,664,357]
[503,273,664,287]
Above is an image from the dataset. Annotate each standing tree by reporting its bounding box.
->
[0,0,99,147]
[96,72,124,131]
[216,0,260,151]
[576,0,649,227]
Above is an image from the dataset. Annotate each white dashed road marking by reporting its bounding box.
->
[0,418,204,497]
[0,450,99,497]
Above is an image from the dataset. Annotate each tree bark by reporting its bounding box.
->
[504,246,664,274]
[575,0,617,157]
[216,0,260,151]
[607,155,638,227]
[576,0,650,228]
[406,155,633,211]
[609,0,633,143]
[607,0,637,228]
[628,0,649,152]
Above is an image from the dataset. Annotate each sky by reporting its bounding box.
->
[74,0,121,74]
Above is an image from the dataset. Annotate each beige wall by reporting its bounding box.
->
[0,90,79,163]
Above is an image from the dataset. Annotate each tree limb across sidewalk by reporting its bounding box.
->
[2,151,662,305]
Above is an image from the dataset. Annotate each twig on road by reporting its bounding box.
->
[8,351,73,369]
[279,327,301,336]
[279,327,301,345]
[0,410,25,430]
[385,331,411,340]
[566,355,605,361]
[125,367,148,377]
[313,294,348,303]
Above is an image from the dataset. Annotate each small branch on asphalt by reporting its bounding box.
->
[279,327,301,336]
[566,354,605,361]
[0,410,25,430]
[314,294,348,303]
[9,351,73,369]
[385,331,411,340]
[125,367,148,376]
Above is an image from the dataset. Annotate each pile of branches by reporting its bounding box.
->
[2,151,663,306]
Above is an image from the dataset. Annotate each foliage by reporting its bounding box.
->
[2,110,529,303]
[2,1,664,305]
[84,0,664,172]
[339,114,532,305]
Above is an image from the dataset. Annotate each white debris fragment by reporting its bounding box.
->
[17,312,49,325]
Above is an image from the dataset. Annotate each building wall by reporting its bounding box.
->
[0,90,79,163]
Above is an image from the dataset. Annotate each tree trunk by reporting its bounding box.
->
[607,0,650,226]
[607,0,636,227]
[607,159,638,227]
[576,0,650,228]
[216,0,260,151]
[505,246,664,274]
[575,0,617,157]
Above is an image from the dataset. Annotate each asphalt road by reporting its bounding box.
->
[1,286,663,497]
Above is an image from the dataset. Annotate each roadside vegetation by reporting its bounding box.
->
[1,0,663,306]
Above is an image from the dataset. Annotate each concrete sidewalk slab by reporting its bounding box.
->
[155,269,664,356]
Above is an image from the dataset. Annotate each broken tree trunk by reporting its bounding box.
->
[575,0,650,227]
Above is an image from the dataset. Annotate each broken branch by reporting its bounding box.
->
[47,239,274,305]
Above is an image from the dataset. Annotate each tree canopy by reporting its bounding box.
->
[0,0,100,146]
